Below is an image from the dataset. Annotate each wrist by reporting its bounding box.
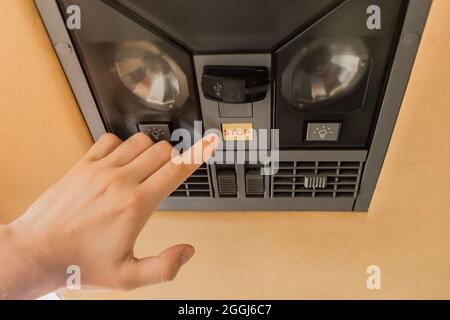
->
[0,223,65,299]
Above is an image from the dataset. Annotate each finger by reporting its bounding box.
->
[140,133,219,200]
[121,244,195,289]
[105,132,154,166]
[126,140,174,183]
[84,133,123,161]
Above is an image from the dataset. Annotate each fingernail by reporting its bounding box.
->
[204,133,219,145]
[180,246,195,266]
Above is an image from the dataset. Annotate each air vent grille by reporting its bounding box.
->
[271,161,364,198]
[246,169,265,198]
[217,168,238,198]
[170,164,213,198]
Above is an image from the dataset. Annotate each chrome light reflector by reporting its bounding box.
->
[115,41,189,112]
[282,38,369,109]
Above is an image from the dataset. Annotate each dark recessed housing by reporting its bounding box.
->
[35,0,432,211]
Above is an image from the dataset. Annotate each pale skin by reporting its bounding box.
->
[0,132,219,300]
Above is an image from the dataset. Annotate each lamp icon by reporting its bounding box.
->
[313,125,334,140]
[307,122,341,142]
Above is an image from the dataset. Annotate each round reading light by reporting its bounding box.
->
[115,42,189,112]
[282,38,369,109]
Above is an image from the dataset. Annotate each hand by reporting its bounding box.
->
[0,132,219,299]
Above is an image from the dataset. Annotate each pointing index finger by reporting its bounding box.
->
[140,134,219,201]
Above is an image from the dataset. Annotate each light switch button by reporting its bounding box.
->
[138,124,171,142]
[306,123,341,142]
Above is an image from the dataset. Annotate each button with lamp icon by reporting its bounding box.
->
[138,123,171,143]
[306,123,341,142]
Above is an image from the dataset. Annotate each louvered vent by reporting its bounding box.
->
[217,168,238,198]
[170,164,213,198]
[271,161,364,198]
[245,169,265,198]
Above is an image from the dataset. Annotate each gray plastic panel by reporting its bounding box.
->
[35,0,432,212]
[160,150,367,211]
[34,0,107,141]
[354,0,433,211]
[159,197,355,212]
[193,55,272,150]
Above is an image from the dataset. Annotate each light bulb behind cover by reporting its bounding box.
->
[282,38,369,109]
[115,41,189,112]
